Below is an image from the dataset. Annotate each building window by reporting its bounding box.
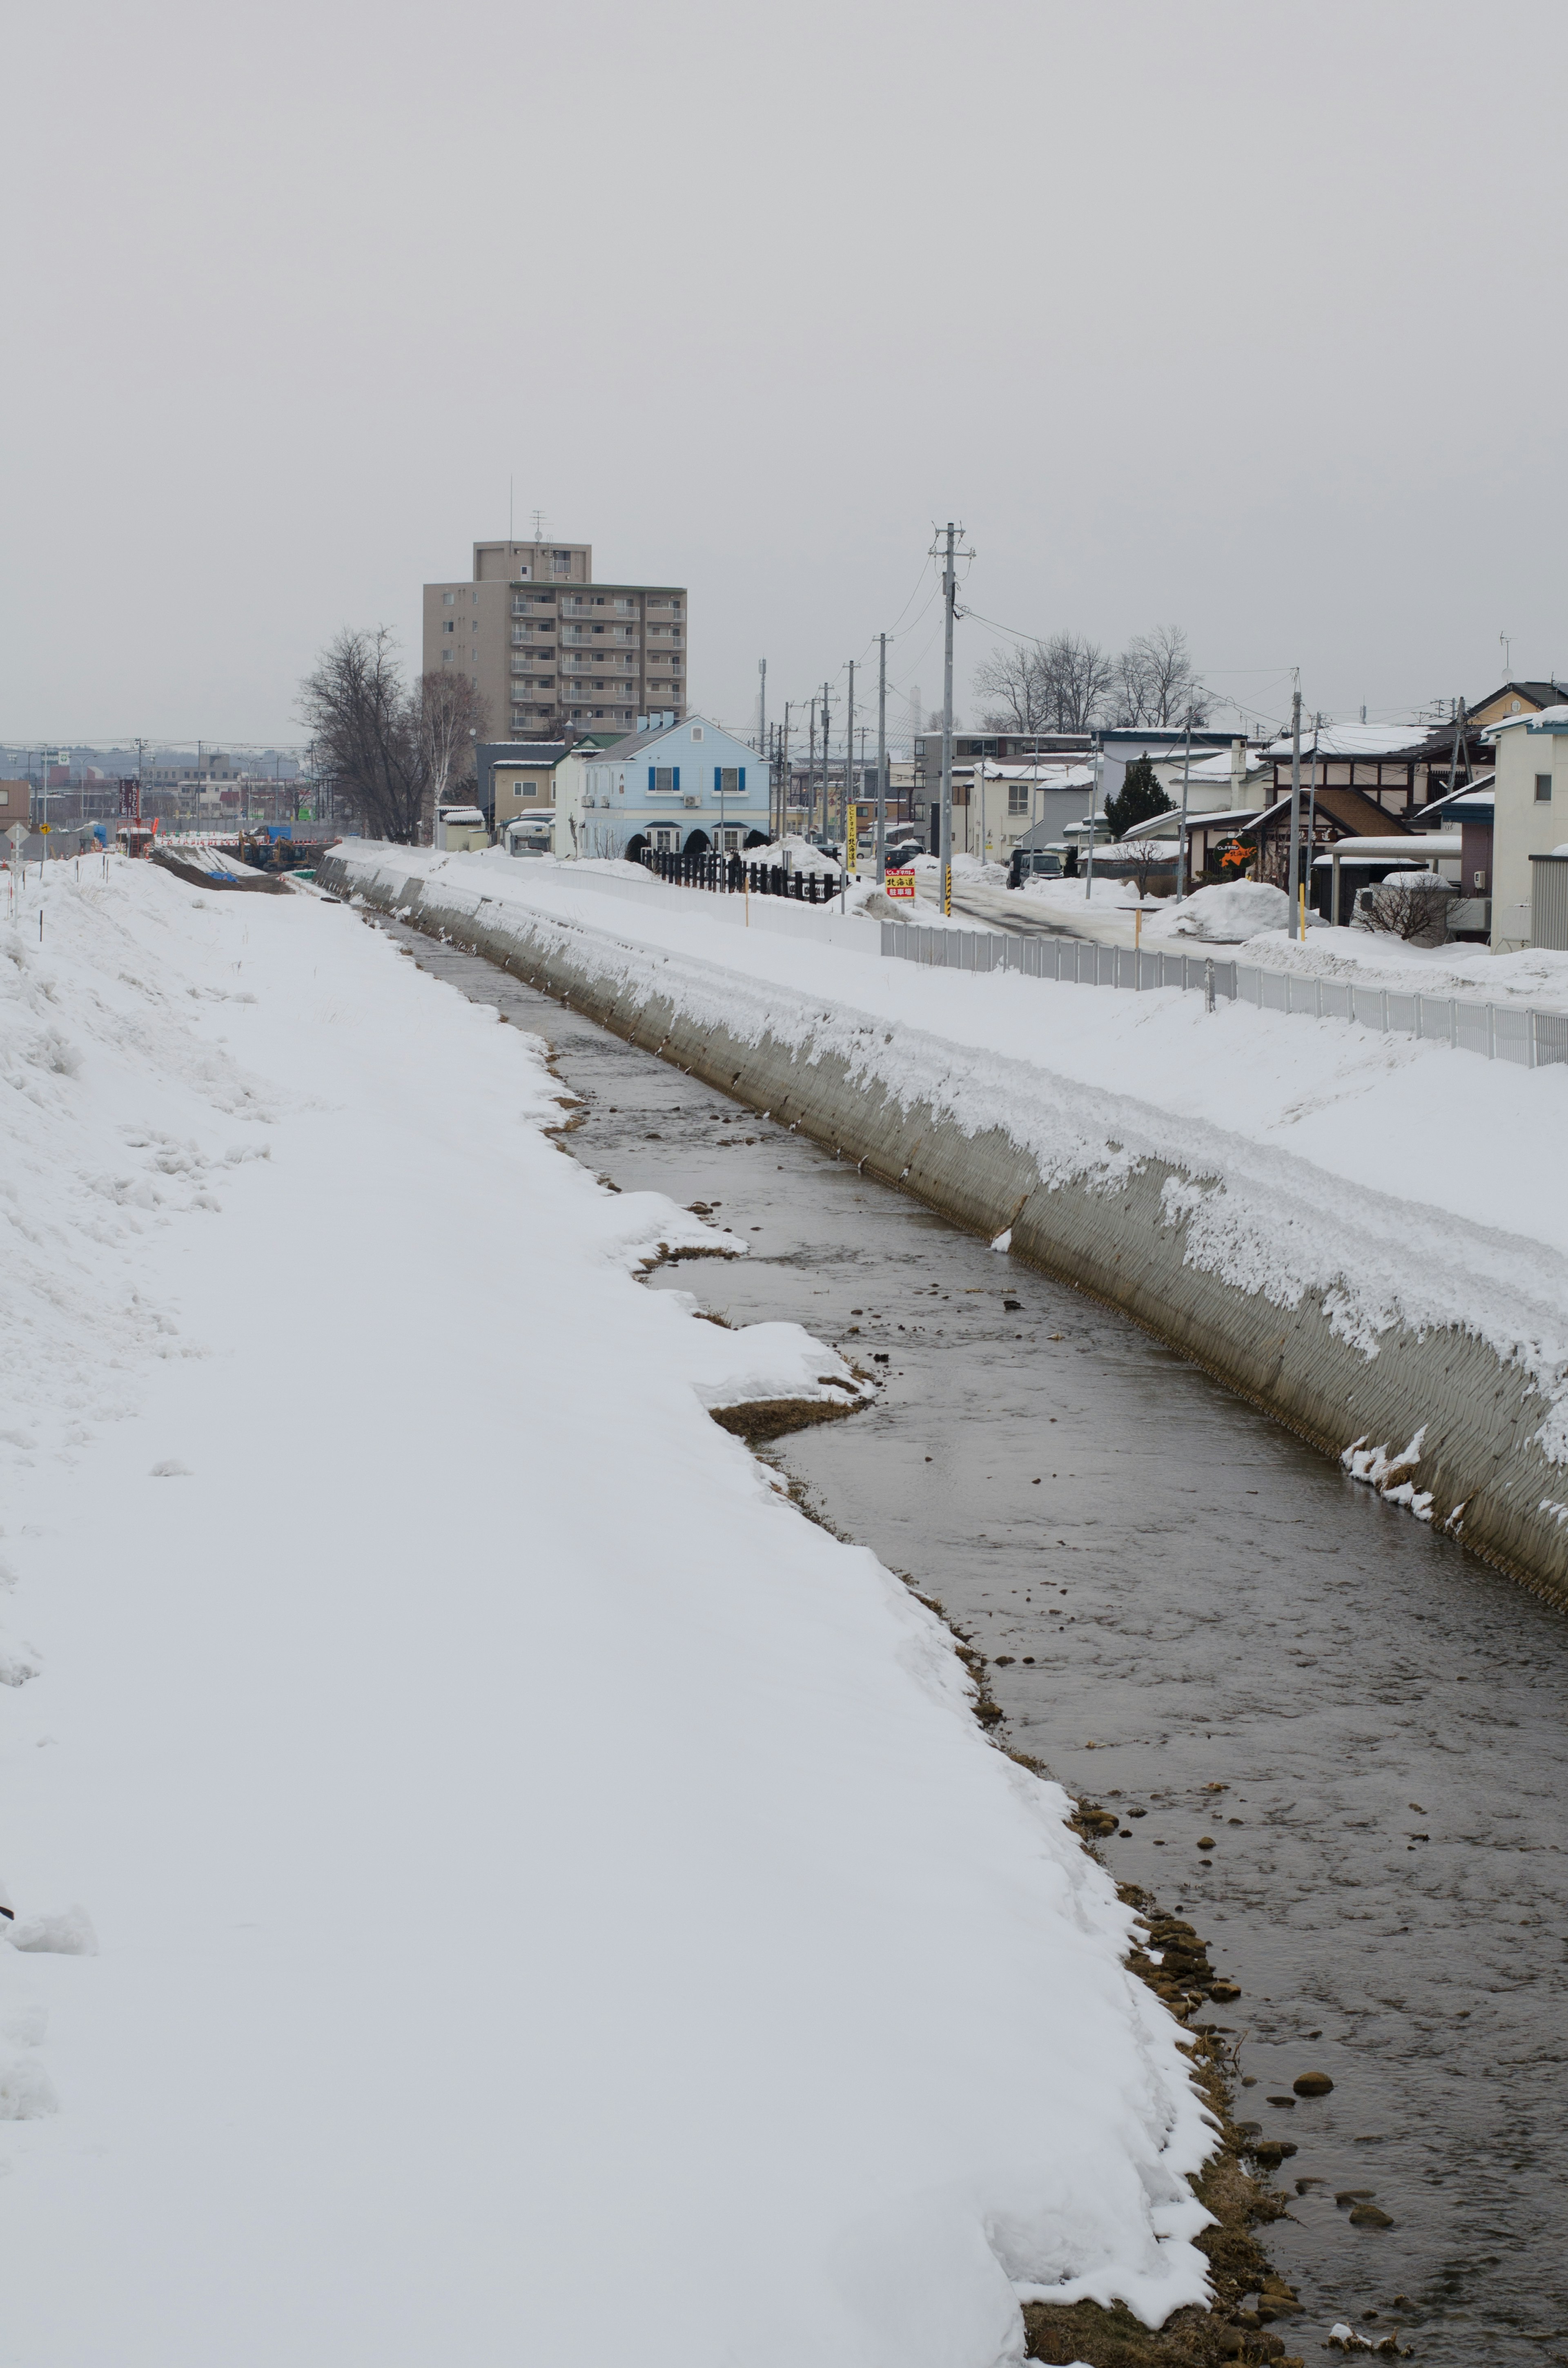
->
[716,767,742,796]
[691,725,704,742]
[443,620,455,633]
[1008,785,1029,815]
[1537,773,1553,803]
[442,591,455,606]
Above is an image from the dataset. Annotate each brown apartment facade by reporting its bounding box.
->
[422,537,687,740]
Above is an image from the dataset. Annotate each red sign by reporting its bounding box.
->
[884,868,916,900]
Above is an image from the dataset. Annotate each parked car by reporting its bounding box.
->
[1007,845,1066,890]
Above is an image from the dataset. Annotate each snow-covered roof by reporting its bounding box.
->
[1413,775,1494,821]
[972,761,1094,784]
[1259,722,1428,759]
[1120,804,1262,840]
[1314,833,1462,861]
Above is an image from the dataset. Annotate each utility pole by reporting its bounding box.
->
[1446,696,1471,798]
[1176,718,1192,904]
[820,680,831,842]
[844,660,855,861]
[780,702,792,841]
[807,698,817,841]
[757,657,766,768]
[1305,713,1321,919]
[938,521,958,917]
[1287,674,1303,924]
[1085,740,1100,900]
[876,632,887,883]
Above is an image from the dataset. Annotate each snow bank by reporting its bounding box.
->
[1225,924,1568,1012]
[0,857,1215,2368]
[1143,882,1291,942]
[331,848,1568,1461]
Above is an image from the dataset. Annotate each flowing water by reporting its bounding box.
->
[387,916,1568,2365]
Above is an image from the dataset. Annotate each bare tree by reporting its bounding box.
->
[297,629,428,843]
[1354,872,1454,945]
[415,669,491,814]
[975,625,1204,736]
[974,644,1050,732]
[1038,631,1115,731]
[1119,626,1209,727]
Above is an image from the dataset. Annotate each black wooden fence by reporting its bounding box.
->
[640,849,844,903]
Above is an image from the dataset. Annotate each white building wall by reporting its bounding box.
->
[1490,717,1568,949]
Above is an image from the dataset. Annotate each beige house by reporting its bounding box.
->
[0,779,33,820]
[492,754,565,829]
[1486,703,1568,949]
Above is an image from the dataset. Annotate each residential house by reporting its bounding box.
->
[554,715,768,863]
[1483,702,1568,949]
[1468,680,1568,730]
[1096,729,1250,815]
[964,763,1097,861]
[1412,773,1495,918]
[474,739,572,832]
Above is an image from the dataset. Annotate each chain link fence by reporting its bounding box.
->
[879,922,1568,1070]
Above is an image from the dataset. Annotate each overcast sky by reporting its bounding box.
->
[6,0,1564,751]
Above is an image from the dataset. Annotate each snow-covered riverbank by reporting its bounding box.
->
[333,847,1568,1453]
[0,856,1214,2368]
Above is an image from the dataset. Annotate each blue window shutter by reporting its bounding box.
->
[714,766,722,796]
[647,765,655,794]
[738,767,746,795]
[673,766,680,794]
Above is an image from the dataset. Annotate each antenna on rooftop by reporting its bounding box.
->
[1500,629,1513,678]
[531,508,547,543]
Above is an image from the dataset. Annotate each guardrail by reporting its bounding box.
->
[878,920,1568,1069]
[641,849,845,904]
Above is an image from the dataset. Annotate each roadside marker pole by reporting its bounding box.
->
[936,520,962,919]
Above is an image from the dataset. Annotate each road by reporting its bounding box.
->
[910,869,1154,949]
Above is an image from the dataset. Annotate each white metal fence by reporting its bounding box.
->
[878,921,1568,1070]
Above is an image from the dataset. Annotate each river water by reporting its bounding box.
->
[385,918,1568,2366]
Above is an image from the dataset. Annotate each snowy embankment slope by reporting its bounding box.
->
[0,858,1212,2368]
[341,847,1568,1459]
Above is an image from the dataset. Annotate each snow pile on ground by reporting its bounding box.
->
[1018,875,1129,911]
[775,833,842,873]
[1228,925,1568,1011]
[951,852,1010,887]
[0,856,1216,2368]
[333,847,1568,1454]
[1143,882,1292,942]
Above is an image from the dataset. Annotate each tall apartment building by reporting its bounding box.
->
[422,536,687,740]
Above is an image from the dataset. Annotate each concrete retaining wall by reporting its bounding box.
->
[323,850,1568,1611]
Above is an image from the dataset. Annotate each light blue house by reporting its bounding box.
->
[555,714,769,861]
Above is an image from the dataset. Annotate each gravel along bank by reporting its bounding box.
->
[380,915,1568,2368]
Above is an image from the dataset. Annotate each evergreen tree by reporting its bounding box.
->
[1102,754,1173,841]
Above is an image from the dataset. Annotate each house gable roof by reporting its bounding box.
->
[599,713,757,763]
